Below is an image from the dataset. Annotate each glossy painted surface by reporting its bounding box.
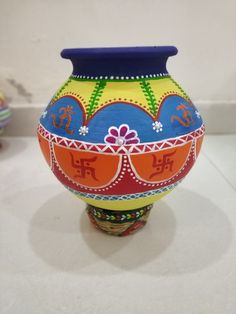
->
[38,47,204,210]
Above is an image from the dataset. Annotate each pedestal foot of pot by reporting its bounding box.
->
[86,204,153,236]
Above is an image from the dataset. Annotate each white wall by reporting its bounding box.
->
[0,0,236,133]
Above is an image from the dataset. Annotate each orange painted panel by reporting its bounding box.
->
[130,142,192,182]
[38,133,51,167]
[53,144,120,187]
[195,135,204,158]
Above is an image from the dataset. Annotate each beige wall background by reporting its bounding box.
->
[0,0,236,133]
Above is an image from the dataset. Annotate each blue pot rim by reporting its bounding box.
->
[60,46,178,77]
[61,46,178,60]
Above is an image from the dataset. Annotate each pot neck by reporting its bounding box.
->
[61,46,177,79]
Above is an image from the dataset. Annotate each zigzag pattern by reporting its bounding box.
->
[38,123,205,155]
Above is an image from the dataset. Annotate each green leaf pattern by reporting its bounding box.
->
[87,80,106,118]
[140,80,158,116]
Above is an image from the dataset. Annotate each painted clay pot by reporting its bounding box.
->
[37,46,204,236]
[0,91,11,143]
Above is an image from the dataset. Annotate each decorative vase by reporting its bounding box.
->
[0,91,11,145]
[37,46,204,236]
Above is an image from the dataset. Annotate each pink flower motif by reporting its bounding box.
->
[104,124,140,146]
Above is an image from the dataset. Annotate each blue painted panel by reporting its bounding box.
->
[40,97,84,139]
[157,95,203,138]
[40,95,203,143]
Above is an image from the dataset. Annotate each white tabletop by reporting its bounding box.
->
[1,135,236,314]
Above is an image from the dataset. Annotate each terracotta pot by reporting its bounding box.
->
[0,91,11,143]
[37,46,204,236]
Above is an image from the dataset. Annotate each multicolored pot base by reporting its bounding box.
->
[86,204,153,236]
